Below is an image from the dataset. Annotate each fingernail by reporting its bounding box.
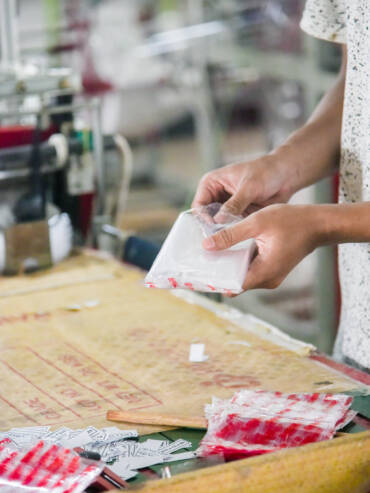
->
[203,237,215,250]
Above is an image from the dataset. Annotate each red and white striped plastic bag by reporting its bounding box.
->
[144,203,255,294]
[198,390,355,460]
[0,439,103,492]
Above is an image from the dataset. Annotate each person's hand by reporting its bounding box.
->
[192,152,295,217]
[203,204,321,292]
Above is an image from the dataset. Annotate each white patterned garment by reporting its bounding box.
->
[301,0,370,370]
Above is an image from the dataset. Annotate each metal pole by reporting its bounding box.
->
[0,0,19,68]
[302,34,337,353]
[187,0,221,172]
[91,98,105,216]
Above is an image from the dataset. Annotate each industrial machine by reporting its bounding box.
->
[0,0,155,274]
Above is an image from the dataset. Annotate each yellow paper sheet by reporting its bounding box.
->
[0,252,365,432]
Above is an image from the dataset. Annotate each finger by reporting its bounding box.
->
[245,203,263,215]
[191,175,216,209]
[203,218,254,251]
[192,191,212,209]
[213,208,234,224]
[242,256,265,290]
[194,207,216,227]
[242,255,280,291]
[214,187,254,221]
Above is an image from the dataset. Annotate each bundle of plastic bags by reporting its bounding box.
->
[145,203,255,294]
[0,438,103,492]
[198,390,355,460]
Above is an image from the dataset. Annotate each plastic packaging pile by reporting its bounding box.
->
[145,203,255,294]
[0,426,195,483]
[0,438,103,492]
[198,390,356,460]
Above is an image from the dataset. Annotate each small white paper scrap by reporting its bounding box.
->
[126,455,164,470]
[10,426,50,437]
[189,343,208,362]
[109,457,138,480]
[65,304,81,311]
[141,439,167,451]
[60,430,93,449]
[65,429,84,440]
[160,439,192,455]
[163,451,196,462]
[85,426,106,442]
[110,455,164,477]
[120,469,138,481]
[84,299,100,308]
[104,429,138,443]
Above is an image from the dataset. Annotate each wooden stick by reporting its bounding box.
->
[106,410,208,429]
[107,410,349,435]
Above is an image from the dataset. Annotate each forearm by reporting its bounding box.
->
[313,202,370,245]
[272,47,346,195]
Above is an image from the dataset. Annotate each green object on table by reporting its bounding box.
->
[344,391,370,419]
[160,428,204,450]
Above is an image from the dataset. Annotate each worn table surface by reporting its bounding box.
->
[0,251,368,491]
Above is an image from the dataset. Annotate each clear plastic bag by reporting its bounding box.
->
[144,203,255,294]
[0,439,103,492]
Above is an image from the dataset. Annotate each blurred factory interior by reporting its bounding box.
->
[0,0,342,352]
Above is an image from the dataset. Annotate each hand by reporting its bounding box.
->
[192,152,295,217]
[203,204,321,292]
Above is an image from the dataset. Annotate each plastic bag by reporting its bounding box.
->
[0,439,103,492]
[144,203,255,294]
[197,390,355,460]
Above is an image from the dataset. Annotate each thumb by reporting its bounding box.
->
[203,218,254,251]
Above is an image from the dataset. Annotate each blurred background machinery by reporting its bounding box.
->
[0,0,342,352]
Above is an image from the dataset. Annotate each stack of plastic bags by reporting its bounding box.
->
[145,203,255,295]
[0,438,103,492]
[198,390,355,460]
